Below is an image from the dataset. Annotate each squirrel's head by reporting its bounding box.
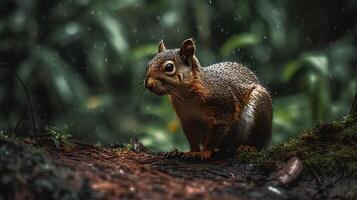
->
[145,38,200,96]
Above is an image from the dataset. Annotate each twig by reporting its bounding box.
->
[351,93,357,114]
[13,71,38,139]
[0,63,38,139]
[13,105,28,135]
[312,169,322,185]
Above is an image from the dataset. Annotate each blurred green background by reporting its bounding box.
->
[0,0,356,151]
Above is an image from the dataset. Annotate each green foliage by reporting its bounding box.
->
[0,130,16,139]
[45,126,72,148]
[220,33,260,57]
[0,0,356,150]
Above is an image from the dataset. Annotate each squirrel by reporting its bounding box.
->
[144,38,272,160]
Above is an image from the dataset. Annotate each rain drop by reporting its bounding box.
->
[129,185,135,192]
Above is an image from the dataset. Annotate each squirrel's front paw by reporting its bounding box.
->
[181,149,213,161]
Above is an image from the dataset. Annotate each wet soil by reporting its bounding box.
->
[1,114,356,200]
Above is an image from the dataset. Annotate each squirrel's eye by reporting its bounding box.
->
[165,63,175,73]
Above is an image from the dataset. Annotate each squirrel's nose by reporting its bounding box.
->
[145,78,155,91]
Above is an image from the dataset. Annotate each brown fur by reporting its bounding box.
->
[145,38,273,160]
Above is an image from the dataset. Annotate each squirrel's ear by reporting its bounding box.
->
[158,40,166,53]
[179,38,195,58]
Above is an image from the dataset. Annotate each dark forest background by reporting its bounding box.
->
[0,0,356,151]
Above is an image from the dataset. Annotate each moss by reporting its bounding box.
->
[304,145,357,173]
[237,114,357,174]
[237,151,264,164]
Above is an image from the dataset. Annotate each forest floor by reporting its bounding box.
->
[1,113,357,200]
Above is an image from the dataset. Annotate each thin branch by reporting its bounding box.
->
[13,105,28,135]
[350,93,357,115]
[13,72,38,139]
[0,62,38,139]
